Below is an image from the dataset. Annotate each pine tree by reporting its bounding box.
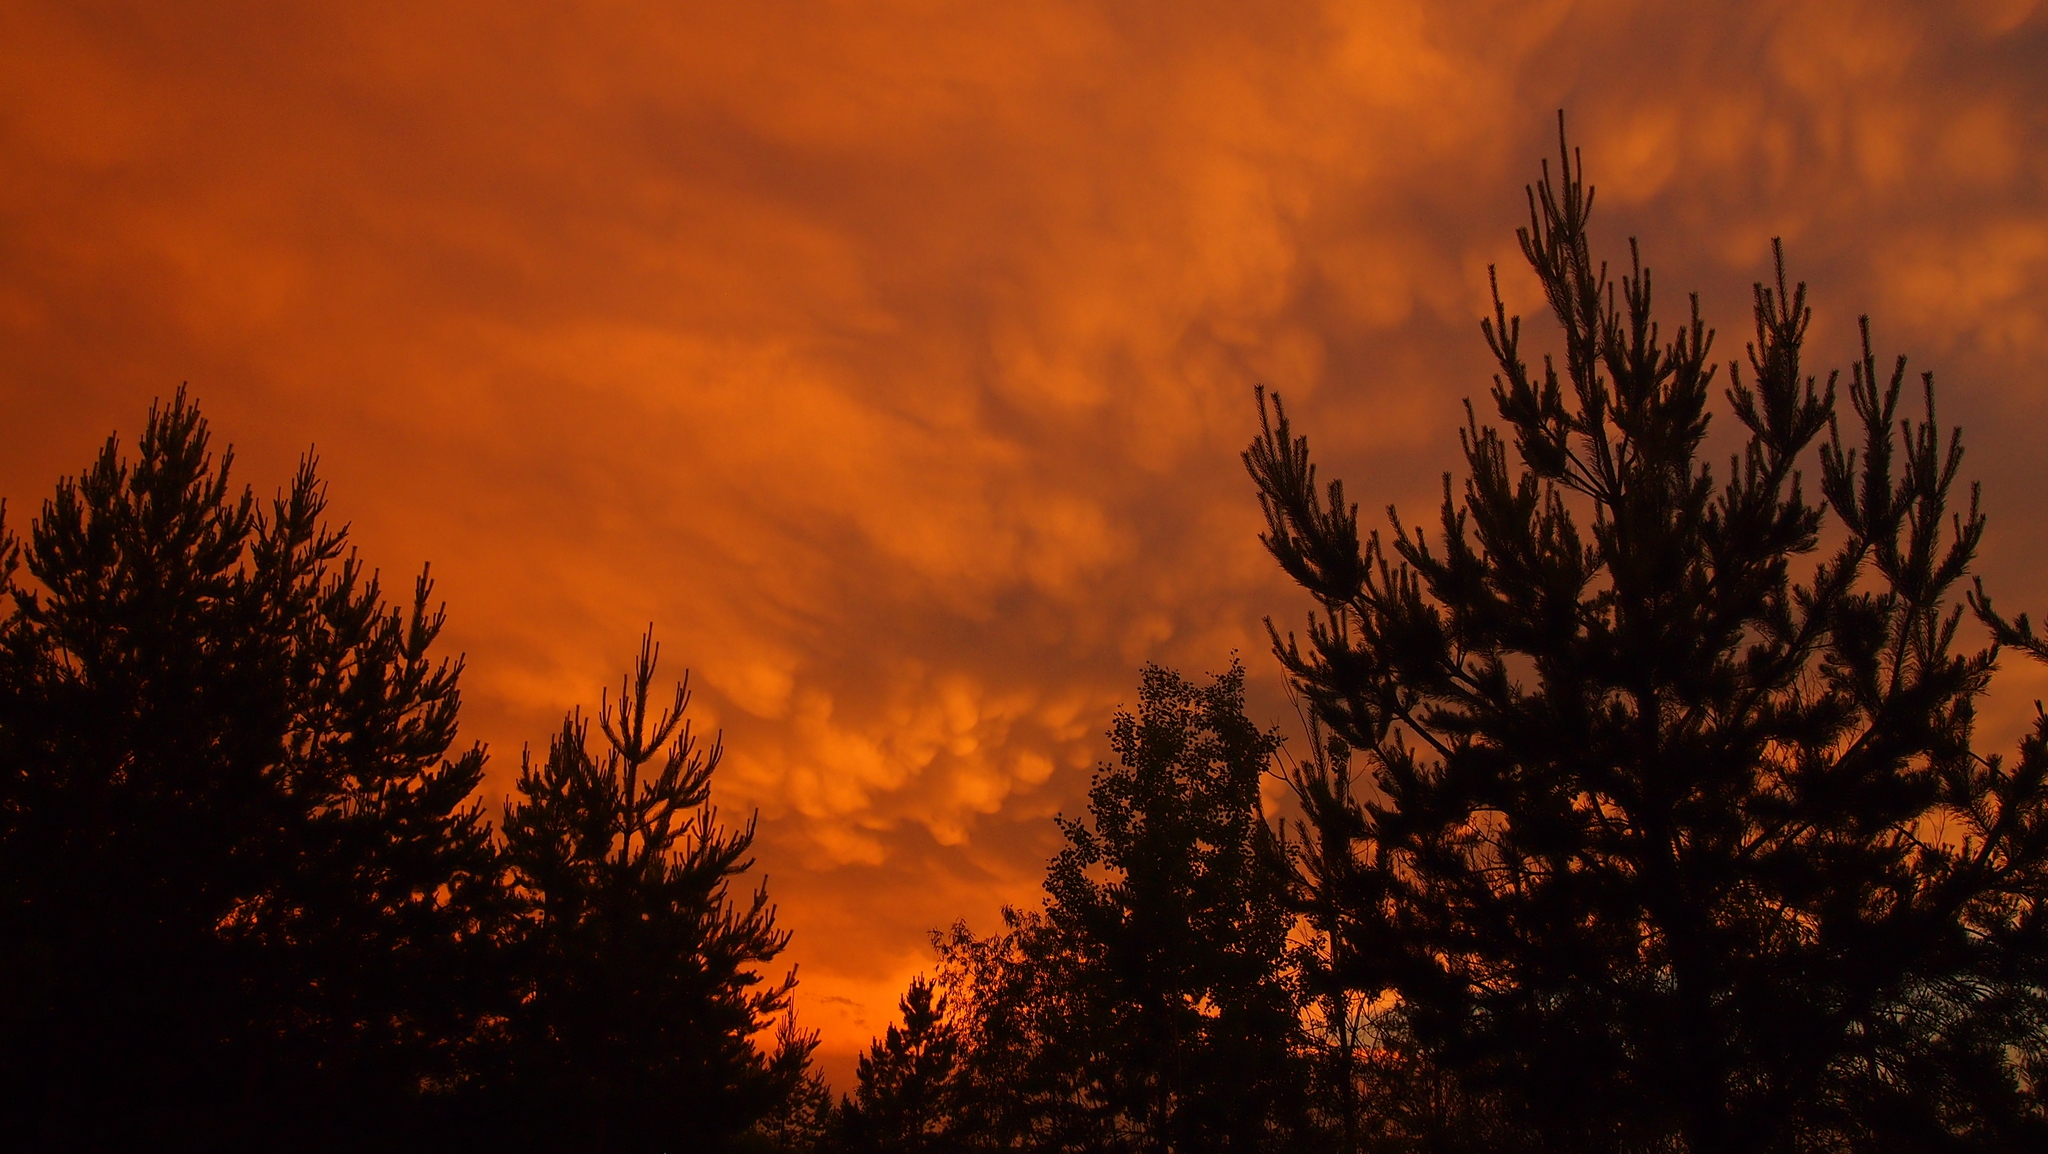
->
[835,976,963,1154]
[740,1036,837,1154]
[492,630,812,1152]
[1245,125,2048,1152]
[0,390,498,1148]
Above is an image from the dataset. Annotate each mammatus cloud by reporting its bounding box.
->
[4,0,2045,1077]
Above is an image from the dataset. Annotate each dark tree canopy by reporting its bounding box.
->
[0,394,822,1152]
[0,390,498,1148]
[1247,129,2048,1152]
[836,975,963,1154]
[491,631,813,1150]
[14,120,2048,1154]
[1035,661,1308,1151]
[845,662,1318,1153]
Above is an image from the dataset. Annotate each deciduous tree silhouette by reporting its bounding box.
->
[0,390,498,1149]
[1038,661,1308,1151]
[492,631,812,1151]
[1246,125,2048,1152]
[849,662,1315,1152]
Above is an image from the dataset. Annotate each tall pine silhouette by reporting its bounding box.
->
[492,631,811,1151]
[0,391,498,1148]
[1247,125,2048,1152]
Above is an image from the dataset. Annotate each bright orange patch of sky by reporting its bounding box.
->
[4,0,2047,1085]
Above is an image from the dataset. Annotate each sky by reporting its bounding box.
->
[3,0,2047,1084]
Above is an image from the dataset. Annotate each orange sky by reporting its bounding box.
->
[4,0,2047,1084]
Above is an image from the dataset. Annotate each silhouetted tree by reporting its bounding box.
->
[741,1036,837,1154]
[852,662,1316,1152]
[1246,125,2048,1152]
[1038,661,1309,1151]
[0,390,499,1149]
[834,976,963,1154]
[492,631,812,1152]
[1275,713,1495,1154]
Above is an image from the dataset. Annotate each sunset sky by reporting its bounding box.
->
[4,0,2047,1083]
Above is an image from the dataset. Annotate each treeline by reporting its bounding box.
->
[6,130,2048,1153]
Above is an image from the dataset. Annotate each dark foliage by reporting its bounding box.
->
[845,662,1317,1152]
[740,1047,837,1154]
[1246,125,2048,1152]
[835,976,963,1154]
[14,119,2048,1154]
[0,394,824,1151]
[0,390,499,1149]
[487,630,814,1151]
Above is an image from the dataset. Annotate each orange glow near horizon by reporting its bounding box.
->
[4,0,2047,1085]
